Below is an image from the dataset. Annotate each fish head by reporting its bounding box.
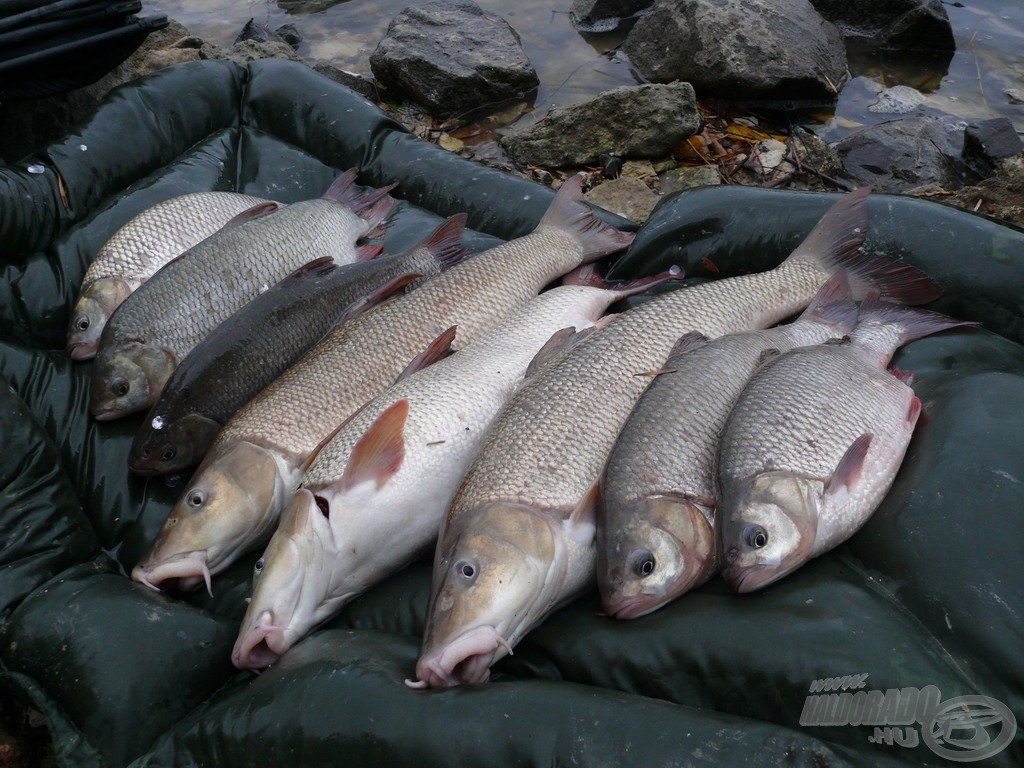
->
[412,503,557,688]
[597,495,716,619]
[129,412,222,476]
[719,471,820,594]
[232,489,342,669]
[66,277,132,361]
[90,341,175,419]
[131,441,288,593]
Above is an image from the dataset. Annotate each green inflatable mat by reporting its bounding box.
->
[1,59,1021,767]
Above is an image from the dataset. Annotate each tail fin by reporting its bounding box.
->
[855,299,980,348]
[360,197,394,238]
[789,188,941,306]
[322,168,397,213]
[538,174,635,262]
[796,271,858,334]
[420,214,475,271]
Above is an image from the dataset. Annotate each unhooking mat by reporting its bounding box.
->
[1,59,1022,768]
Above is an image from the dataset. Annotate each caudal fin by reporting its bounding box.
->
[855,299,980,348]
[797,271,858,334]
[420,214,475,271]
[790,188,941,306]
[538,174,635,262]
[322,168,396,213]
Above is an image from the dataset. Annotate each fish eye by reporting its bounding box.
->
[161,446,176,462]
[111,377,130,397]
[187,490,206,508]
[746,525,769,549]
[629,549,656,578]
[75,316,89,331]
[254,558,264,574]
[454,559,478,581]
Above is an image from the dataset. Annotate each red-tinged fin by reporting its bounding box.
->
[856,299,981,347]
[341,399,409,491]
[699,257,720,274]
[798,271,858,334]
[395,326,458,383]
[356,244,383,261]
[567,478,600,543]
[824,433,873,494]
[667,330,709,359]
[525,327,579,378]
[360,196,394,237]
[342,272,424,320]
[906,395,922,424]
[223,201,281,227]
[607,265,686,300]
[561,263,605,287]
[321,168,397,213]
[284,256,336,282]
[420,214,473,271]
[538,174,635,262]
[890,367,915,385]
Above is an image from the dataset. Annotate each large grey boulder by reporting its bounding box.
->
[834,117,982,193]
[501,82,700,167]
[622,0,848,101]
[369,0,539,115]
[808,0,954,51]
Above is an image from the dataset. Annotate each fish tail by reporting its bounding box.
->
[321,168,397,214]
[789,188,941,306]
[798,270,859,334]
[360,196,395,236]
[538,174,635,262]
[421,214,475,271]
[856,298,980,346]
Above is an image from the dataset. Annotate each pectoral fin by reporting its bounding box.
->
[824,433,873,494]
[341,399,409,491]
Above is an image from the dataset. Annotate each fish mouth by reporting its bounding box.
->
[91,408,121,422]
[66,341,97,361]
[232,611,286,670]
[131,551,213,595]
[405,625,513,689]
[722,563,786,594]
[604,593,662,620]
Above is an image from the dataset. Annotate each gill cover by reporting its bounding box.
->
[90,341,176,419]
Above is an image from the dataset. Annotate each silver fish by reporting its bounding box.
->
[130,174,635,595]
[598,271,859,619]
[232,276,668,669]
[412,188,941,688]
[90,170,392,420]
[67,191,268,361]
[718,300,975,593]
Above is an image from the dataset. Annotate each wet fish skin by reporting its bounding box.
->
[232,280,655,670]
[718,301,976,594]
[413,189,943,687]
[128,216,468,476]
[598,272,858,619]
[131,175,636,594]
[90,170,392,420]
[67,191,268,361]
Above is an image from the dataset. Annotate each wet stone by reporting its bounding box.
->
[569,0,653,32]
[659,166,721,194]
[810,0,954,51]
[312,63,378,100]
[868,85,927,114]
[962,118,1024,173]
[584,177,660,224]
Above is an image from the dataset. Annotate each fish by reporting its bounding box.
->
[597,272,858,619]
[231,271,676,670]
[411,188,942,688]
[66,191,269,361]
[718,300,975,593]
[130,174,636,595]
[89,169,394,420]
[127,215,470,477]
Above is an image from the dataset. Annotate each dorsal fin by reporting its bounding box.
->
[754,347,782,369]
[824,433,873,494]
[395,326,457,383]
[223,201,281,227]
[356,244,383,261]
[285,256,336,281]
[421,214,474,270]
[341,399,410,491]
[667,330,709,359]
[300,416,353,474]
[525,326,596,378]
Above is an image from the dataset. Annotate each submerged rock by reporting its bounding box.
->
[622,0,848,101]
[502,82,699,167]
[370,0,539,116]
[569,0,653,32]
[868,84,927,114]
[809,0,954,52]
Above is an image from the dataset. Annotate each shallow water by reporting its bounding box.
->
[152,0,1024,141]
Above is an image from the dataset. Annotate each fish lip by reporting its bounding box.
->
[408,625,510,689]
[232,613,285,670]
[604,594,661,620]
[131,550,211,594]
[91,408,120,422]
[66,341,97,361]
[722,563,784,594]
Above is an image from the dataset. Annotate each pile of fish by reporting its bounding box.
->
[71,171,974,690]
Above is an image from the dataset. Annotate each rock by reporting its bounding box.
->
[835,116,981,193]
[220,40,304,64]
[275,24,303,48]
[235,19,285,45]
[732,138,797,185]
[501,82,699,167]
[312,63,378,100]
[962,118,1024,174]
[139,47,202,74]
[868,84,926,114]
[569,0,653,32]
[1006,88,1024,106]
[808,0,953,50]
[369,0,539,116]
[622,0,848,101]
[620,159,657,181]
[659,166,721,194]
[584,177,660,224]
[791,131,843,176]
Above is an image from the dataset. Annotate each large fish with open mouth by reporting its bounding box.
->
[127,215,470,477]
[411,188,942,688]
[89,169,393,421]
[597,272,858,620]
[130,174,636,595]
[718,301,975,594]
[67,191,269,361]
[231,274,674,670]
